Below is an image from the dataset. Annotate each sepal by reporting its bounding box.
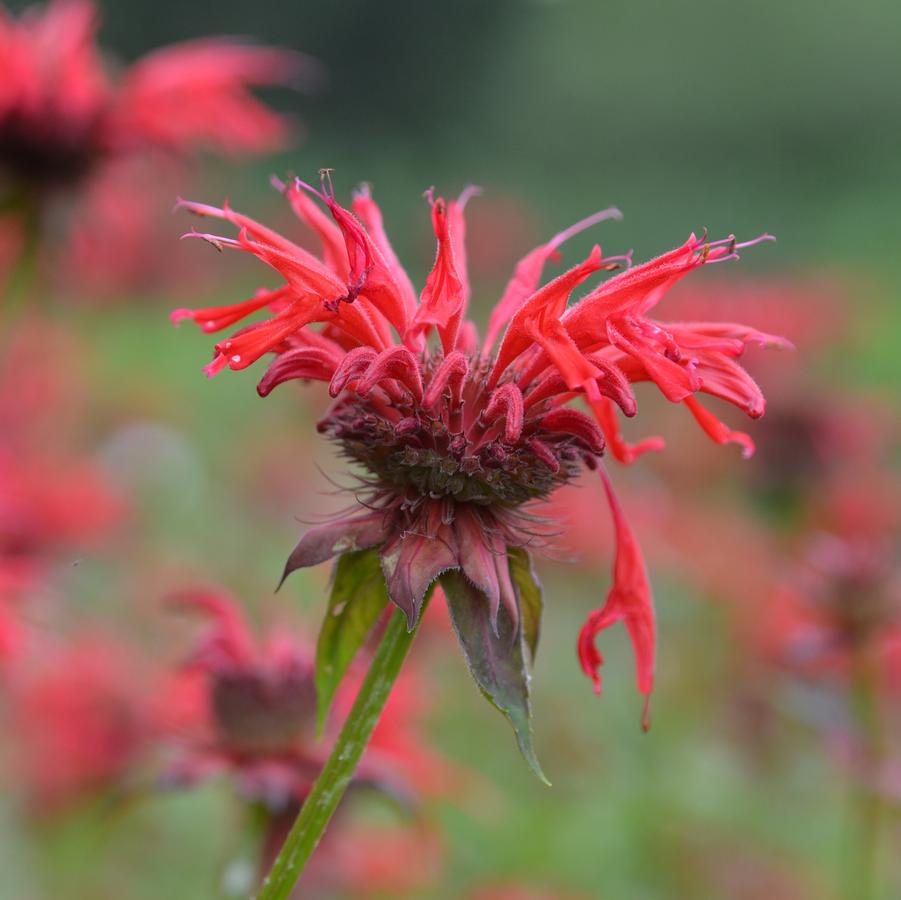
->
[440,570,549,784]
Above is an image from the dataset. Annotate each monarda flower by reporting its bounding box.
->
[163,588,452,896]
[0,0,316,291]
[4,635,151,815]
[0,0,309,191]
[163,587,453,807]
[174,173,785,771]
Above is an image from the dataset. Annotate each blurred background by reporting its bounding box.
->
[1,0,899,898]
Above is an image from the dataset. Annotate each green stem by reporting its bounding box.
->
[255,606,423,900]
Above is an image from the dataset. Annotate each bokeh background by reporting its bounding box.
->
[1,1,899,898]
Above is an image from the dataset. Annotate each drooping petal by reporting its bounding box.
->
[355,345,424,403]
[481,383,525,443]
[256,346,340,396]
[328,346,378,397]
[691,350,767,416]
[538,407,606,455]
[577,468,656,722]
[605,318,699,403]
[683,395,755,459]
[423,350,469,409]
[585,396,664,465]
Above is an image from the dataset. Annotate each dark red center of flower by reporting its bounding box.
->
[318,353,604,513]
[0,111,106,190]
[211,668,317,756]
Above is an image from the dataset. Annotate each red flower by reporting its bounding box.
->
[761,473,901,689]
[161,586,322,806]
[0,0,316,298]
[0,444,124,599]
[4,635,151,814]
[0,601,20,666]
[174,174,783,730]
[162,586,453,895]
[163,586,452,807]
[0,0,309,190]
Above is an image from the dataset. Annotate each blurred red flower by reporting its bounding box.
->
[162,586,455,807]
[4,634,151,814]
[0,447,123,598]
[759,472,900,689]
[0,0,317,295]
[161,585,454,895]
[0,0,309,188]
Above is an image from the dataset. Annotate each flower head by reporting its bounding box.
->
[162,587,321,807]
[4,635,151,814]
[163,586,452,808]
[0,0,309,193]
[174,173,783,759]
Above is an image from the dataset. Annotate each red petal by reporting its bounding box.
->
[586,396,665,465]
[423,351,469,409]
[257,347,339,396]
[482,383,525,443]
[408,197,466,354]
[577,468,656,702]
[351,185,418,317]
[683,395,755,459]
[488,245,605,390]
[484,206,621,354]
[356,346,424,403]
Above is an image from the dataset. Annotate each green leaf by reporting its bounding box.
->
[440,569,549,784]
[315,549,390,735]
[507,547,543,663]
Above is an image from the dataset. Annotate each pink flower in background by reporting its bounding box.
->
[161,586,322,805]
[467,882,595,900]
[0,0,317,296]
[0,446,124,599]
[63,159,215,297]
[163,586,454,807]
[308,818,443,898]
[4,635,150,813]
[0,601,21,665]
[162,586,453,896]
[760,473,901,688]
[0,0,310,189]
[173,171,783,756]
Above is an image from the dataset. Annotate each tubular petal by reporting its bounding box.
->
[684,395,756,459]
[577,468,656,700]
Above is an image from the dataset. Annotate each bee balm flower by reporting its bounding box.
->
[0,0,316,295]
[174,173,784,767]
[0,0,310,192]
